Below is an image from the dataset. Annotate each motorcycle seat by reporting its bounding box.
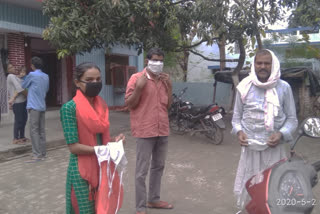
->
[190,105,211,116]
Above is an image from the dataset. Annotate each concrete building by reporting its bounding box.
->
[0,0,143,121]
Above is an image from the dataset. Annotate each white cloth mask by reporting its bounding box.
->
[147,60,164,75]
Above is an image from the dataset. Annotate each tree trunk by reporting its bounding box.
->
[256,33,263,50]
[232,37,246,87]
[183,69,187,82]
[178,49,189,82]
[229,37,246,112]
[253,0,263,50]
[182,50,189,82]
[218,34,226,71]
[179,28,195,82]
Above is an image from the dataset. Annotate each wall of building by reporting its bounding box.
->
[0,2,145,109]
[109,45,144,107]
[172,81,232,109]
[187,36,238,83]
[0,47,7,116]
[111,51,144,106]
[7,33,25,68]
[0,3,48,28]
[75,46,144,107]
[187,42,219,82]
[0,1,48,116]
[0,2,47,35]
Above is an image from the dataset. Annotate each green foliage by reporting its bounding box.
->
[43,0,288,57]
[193,0,289,58]
[42,0,179,57]
[43,0,292,84]
[286,44,320,59]
[286,0,320,28]
[279,34,320,59]
[163,52,180,68]
[265,33,320,63]
[281,60,311,68]
[262,39,274,49]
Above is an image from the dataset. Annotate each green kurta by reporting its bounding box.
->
[60,100,102,214]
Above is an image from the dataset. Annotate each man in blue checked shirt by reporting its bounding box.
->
[22,56,49,162]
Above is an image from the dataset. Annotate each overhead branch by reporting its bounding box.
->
[233,0,241,6]
[170,0,196,6]
[175,38,219,51]
[189,50,239,62]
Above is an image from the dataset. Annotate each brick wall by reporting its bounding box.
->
[7,33,25,69]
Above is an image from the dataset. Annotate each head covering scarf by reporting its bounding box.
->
[236,49,281,131]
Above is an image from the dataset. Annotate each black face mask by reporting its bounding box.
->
[79,81,102,97]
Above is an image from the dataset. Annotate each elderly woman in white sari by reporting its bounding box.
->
[231,49,298,213]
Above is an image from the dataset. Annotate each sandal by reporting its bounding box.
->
[21,138,30,143]
[12,139,25,145]
[147,201,173,209]
[25,157,42,163]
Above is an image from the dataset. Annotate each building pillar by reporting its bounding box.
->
[7,33,25,69]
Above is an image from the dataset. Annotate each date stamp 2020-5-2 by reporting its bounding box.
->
[276,198,317,206]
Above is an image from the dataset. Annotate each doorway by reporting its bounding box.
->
[25,37,62,108]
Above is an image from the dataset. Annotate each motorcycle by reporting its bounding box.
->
[169,87,225,145]
[245,117,320,214]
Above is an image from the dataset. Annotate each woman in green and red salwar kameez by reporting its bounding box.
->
[60,62,125,214]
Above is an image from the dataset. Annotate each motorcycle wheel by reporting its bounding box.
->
[169,118,186,135]
[204,120,224,145]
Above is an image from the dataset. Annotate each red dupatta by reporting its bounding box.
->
[73,90,123,213]
[73,89,110,190]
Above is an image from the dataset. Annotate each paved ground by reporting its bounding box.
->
[0,112,320,214]
[0,110,130,161]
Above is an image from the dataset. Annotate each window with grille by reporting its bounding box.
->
[106,54,137,93]
[111,65,137,93]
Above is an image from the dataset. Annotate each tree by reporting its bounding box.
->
[286,0,320,28]
[42,0,289,84]
[188,0,289,85]
[43,0,179,57]
[283,0,320,60]
[43,0,201,81]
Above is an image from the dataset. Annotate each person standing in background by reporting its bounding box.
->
[7,64,28,145]
[125,48,173,214]
[22,57,49,162]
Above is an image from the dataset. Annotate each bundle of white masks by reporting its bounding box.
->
[247,139,269,151]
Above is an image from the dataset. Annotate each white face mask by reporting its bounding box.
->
[147,60,164,75]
